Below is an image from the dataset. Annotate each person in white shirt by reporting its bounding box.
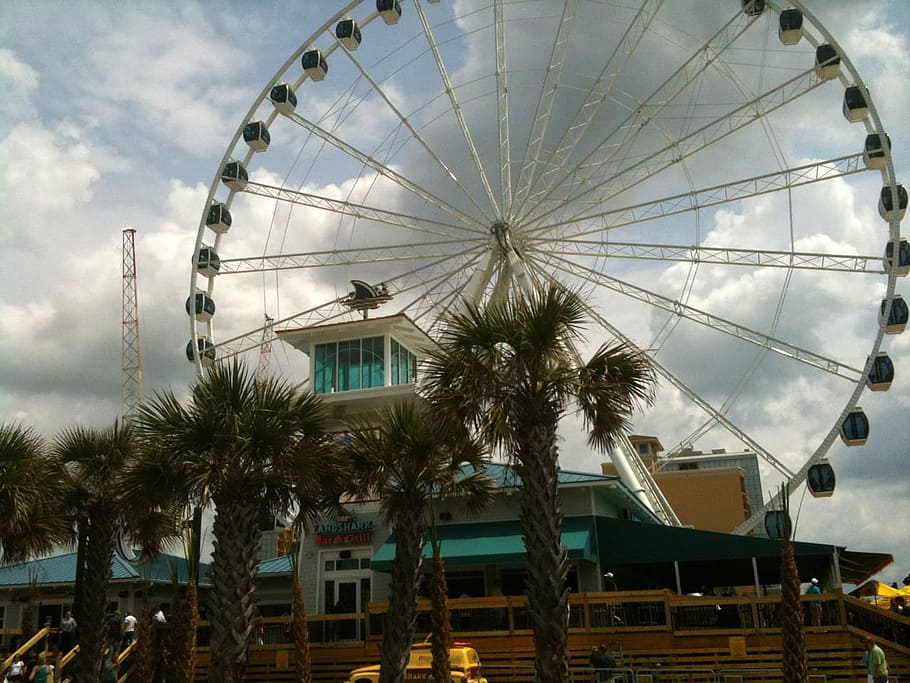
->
[121,610,138,648]
[152,606,167,624]
[5,656,26,682]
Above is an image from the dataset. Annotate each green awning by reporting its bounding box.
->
[371,517,595,571]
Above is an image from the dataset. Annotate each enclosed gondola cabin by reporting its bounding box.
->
[186,292,216,323]
[336,18,362,50]
[764,510,792,540]
[840,408,869,446]
[377,0,402,25]
[778,8,803,45]
[196,247,221,277]
[807,462,836,498]
[814,44,840,80]
[867,352,894,391]
[186,338,216,367]
[221,161,248,191]
[270,83,297,116]
[843,85,869,123]
[742,0,765,16]
[206,203,232,234]
[878,184,908,222]
[884,238,910,276]
[243,121,271,152]
[881,295,908,334]
[302,49,328,81]
[863,133,891,170]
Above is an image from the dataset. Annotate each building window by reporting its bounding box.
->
[638,443,649,454]
[0,605,4,630]
[313,337,384,394]
[679,462,699,470]
[390,338,417,385]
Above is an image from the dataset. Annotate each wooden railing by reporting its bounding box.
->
[1,625,51,671]
[6,592,907,682]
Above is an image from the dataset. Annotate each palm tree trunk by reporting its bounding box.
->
[292,574,312,683]
[171,581,199,683]
[429,545,451,683]
[132,611,155,683]
[379,512,426,683]
[74,506,117,683]
[516,420,569,683]
[208,492,260,683]
[780,534,809,683]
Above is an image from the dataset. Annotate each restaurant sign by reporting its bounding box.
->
[315,519,373,545]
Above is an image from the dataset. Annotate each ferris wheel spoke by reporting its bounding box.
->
[540,240,884,275]
[516,0,664,221]
[528,153,867,241]
[282,110,486,229]
[528,259,795,479]
[543,252,864,382]
[335,39,497,223]
[525,66,827,229]
[511,0,578,217]
[414,0,501,218]
[494,0,512,217]
[218,239,483,275]
[240,180,481,240]
[519,6,755,224]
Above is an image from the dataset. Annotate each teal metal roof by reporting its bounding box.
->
[466,462,617,489]
[372,516,595,571]
[0,551,211,588]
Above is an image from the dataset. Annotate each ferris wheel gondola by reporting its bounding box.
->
[187,0,904,533]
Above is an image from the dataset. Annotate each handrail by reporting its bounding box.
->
[1,626,51,670]
[56,643,80,670]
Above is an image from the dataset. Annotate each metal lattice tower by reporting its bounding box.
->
[255,315,275,382]
[122,228,143,419]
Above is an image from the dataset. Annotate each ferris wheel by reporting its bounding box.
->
[187,0,907,534]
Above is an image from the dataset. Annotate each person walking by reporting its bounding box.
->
[865,637,889,683]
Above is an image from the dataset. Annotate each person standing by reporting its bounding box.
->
[865,637,889,683]
[26,654,53,683]
[121,609,137,649]
[59,609,77,653]
[805,578,822,626]
[152,606,167,624]
[4,655,26,682]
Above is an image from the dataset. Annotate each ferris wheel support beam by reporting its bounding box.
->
[529,154,867,240]
[544,241,884,275]
[519,0,664,219]
[414,0,500,218]
[545,253,864,383]
[520,6,753,222]
[511,0,578,215]
[283,111,485,229]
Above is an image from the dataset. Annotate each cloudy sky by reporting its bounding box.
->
[2,1,908,586]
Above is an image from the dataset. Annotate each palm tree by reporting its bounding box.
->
[421,283,655,683]
[130,360,345,683]
[344,400,495,683]
[54,420,173,683]
[777,487,809,683]
[0,423,71,564]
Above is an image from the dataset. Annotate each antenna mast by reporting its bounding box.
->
[122,228,143,419]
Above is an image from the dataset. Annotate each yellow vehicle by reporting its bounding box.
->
[345,641,487,683]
